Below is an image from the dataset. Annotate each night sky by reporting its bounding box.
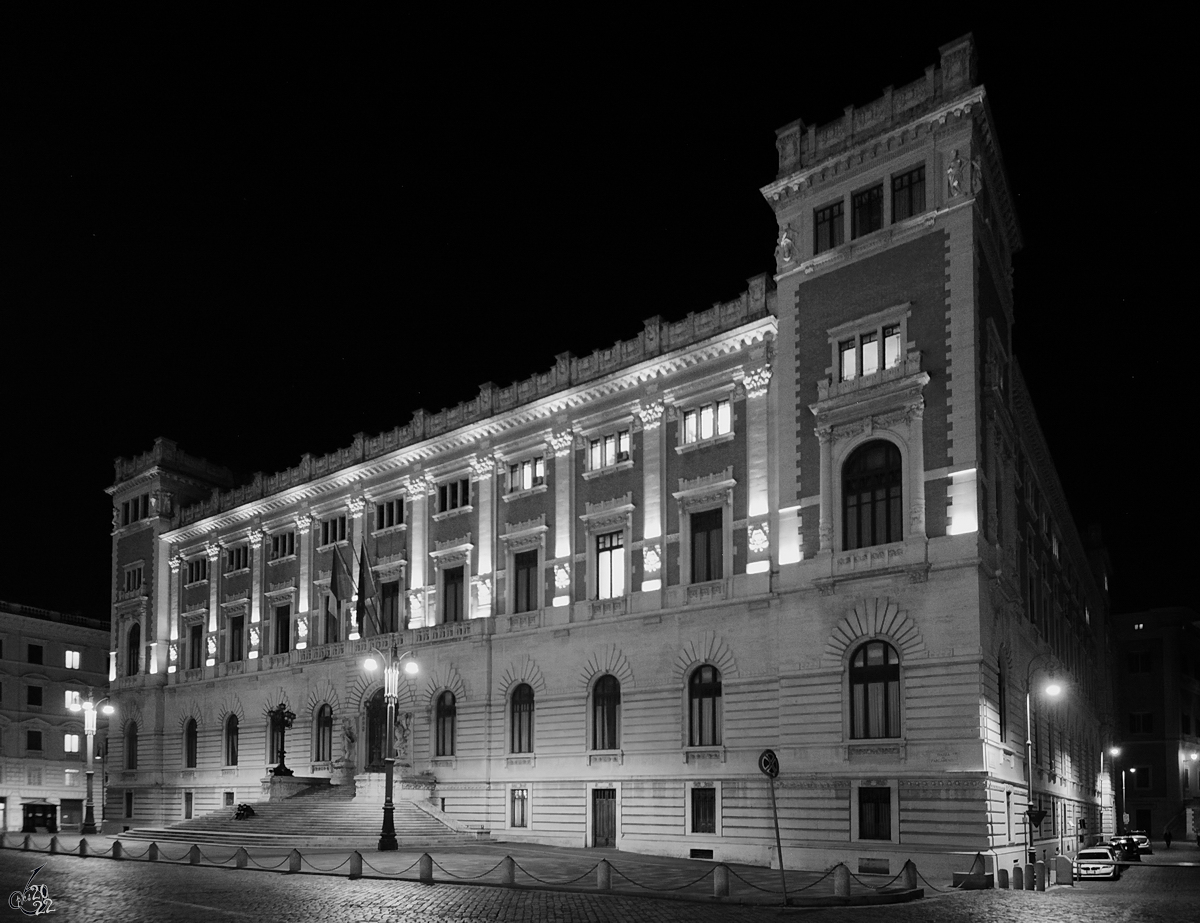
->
[6,16,1192,621]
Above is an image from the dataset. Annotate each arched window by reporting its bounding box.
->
[184,718,198,768]
[125,721,138,770]
[842,440,902,550]
[435,691,456,757]
[688,666,722,747]
[126,623,141,676]
[592,675,621,750]
[510,684,534,753]
[849,640,901,739]
[225,715,239,766]
[315,704,333,762]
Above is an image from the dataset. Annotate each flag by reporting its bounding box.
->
[355,539,379,637]
[329,546,350,602]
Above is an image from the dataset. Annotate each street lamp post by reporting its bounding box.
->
[364,647,418,851]
[69,689,114,836]
[1110,747,1124,835]
[1024,654,1062,864]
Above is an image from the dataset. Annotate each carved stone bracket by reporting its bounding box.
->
[639,401,665,431]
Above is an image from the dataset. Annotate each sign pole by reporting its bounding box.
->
[759,748,788,904]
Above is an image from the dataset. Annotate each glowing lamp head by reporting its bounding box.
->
[364,657,379,672]
[1110,746,1121,757]
[68,702,81,713]
[102,704,115,715]
[1129,767,1137,774]
[404,660,419,676]
[1044,681,1062,697]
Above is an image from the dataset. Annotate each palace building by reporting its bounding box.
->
[105,35,1113,878]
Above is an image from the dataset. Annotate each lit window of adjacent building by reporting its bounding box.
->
[121,493,150,526]
[443,566,465,623]
[438,479,471,513]
[849,641,901,739]
[186,557,208,584]
[64,733,80,754]
[124,565,143,593]
[508,457,545,492]
[225,545,249,572]
[320,515,347,546]
[814,200,844,254]
[838,324,901,381]
[65,649,81,670]
[65,690,81,709]
[891,165,925,222]
[859,786,892,839]
[65,769,80,787]
[596,532,625,599]
[589,431,630,470]
[691,787,716,834]
[374,499,404,531]
[269,531,295,561]
[843,441,903,550]
[851,185,883,238]
[511,788,528,828]
[688,665,722,747]
[682,399,731,444]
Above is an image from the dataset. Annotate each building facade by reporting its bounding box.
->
[1111,607,1200,843]
[0,600,111,832]
[105,36,1112,877]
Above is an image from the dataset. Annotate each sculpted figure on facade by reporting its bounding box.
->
[774,223,796,272]
[947,150,964,197]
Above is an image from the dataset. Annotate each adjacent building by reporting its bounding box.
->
[1111,607,1200,843]
[104,35,1113,878]
[0,600,111,832]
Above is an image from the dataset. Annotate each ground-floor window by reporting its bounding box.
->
[511,788,528,828]
[858,786,891,840]
[691,787,716,834]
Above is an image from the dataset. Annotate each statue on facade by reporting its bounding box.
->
[947,151,964,197]
[395,711,412,767]
[774,223,796,271]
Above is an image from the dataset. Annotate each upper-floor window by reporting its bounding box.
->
[379,581,402,633]
[508,457,545,492]
[682,399,731,444]
[891,165,925,222]
[849,640,901,739]
[229,615,245,662]
[65,689,81,709]
[438,478,471,513]
[186,557,208,584]
[27,730,43,752]
[843,440,903,550]
[589,431,630,470]
[122,493,150,526]
[851,185,882,238]
[592,675,621,750]
[225,545,249,572]
[64,733,81,754]
[269,531,295,561]
[27,685,43,707]
[374,498,404,531]
[124,565,144,593]
[125,722,138,769]
[314,704,333,762]
[814,200,844,254]
[443,566,465,623]
[839,324,901,381]
[225,715,239,766]
[184,718,198,768]
[596,531,625,599]
[688,665,722,747]
[513,550,538,614]
[320,515,347,546]
[510,683,534,754]
[1127,651,1152,674]
[28,643,43,665]
[691,508,723,583]
[436,691,457,757]
[1129,712,1154,734]
[126,623,141,676]
[189,623,203,670]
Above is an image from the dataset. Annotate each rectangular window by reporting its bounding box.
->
[121,492,150,526]
[1134,767,1151,789]
[443,566,465,622]
[681,400,731,445]
[229,615,244,662]
[814,200,844,254]
[839,339,856,382]
[320,515,347,546]
[65,769,80,787]
[1129,712,1154,734]
[508,457,545,492]
[269,531,295,560]
[65,689,81,709]
[125,791,134,818]
[189,623,203,669]
[225,545,249,572]
[883,324,901,370]
[274,604,291,654]
[64,733,80,753]
[513,550,538,614]
[124,566,144,592]
[186,557,208,584]
[511,788,528,828]
[1127,651,1152,673]
[891,166,925,222]
[596,531,625,599]
[851,185,883,238]
[27,730,43,752]
[28,644,43,665]
[65,649,81,669]
[691,787,716,834]
[438,479,471,512]
[859,786,892,840]
[375,499,404,531]
[589,431,630,469]
[860,331,879,376]
[690,508,723,583]
[27,686,43,707]
[379,581,401,632]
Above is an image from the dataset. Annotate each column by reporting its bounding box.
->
[205,542,221,668]
[249,529,264,650]
[817,427,834,553]
[406,477,430,627]
[550,430,573,606]
[908,401,927,539]
[638,403,664,592]
[743,364,772,574]
[295,514,312,618]
[168,555,182,674]
[471,455,495,618]
[347,497,366,639]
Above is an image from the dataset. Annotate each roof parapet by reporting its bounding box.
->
[113,436,235,490]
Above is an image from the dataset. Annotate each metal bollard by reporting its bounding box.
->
[1025,862,1035,891]
[996,867,1009,889]
[597,859,611,891]
[1034,860,1046,892]
[501,856,515,886]
[50,836,59,855]
[190,845,202,865]
[80,839,89,859]
[22,835,31,852]
[149,843,159,862]
[235,847,248,869]
[901,859,918,890]
[1013,864,1024,889]
[713,864,729,898]
[112,841,123,861]
[419,852,433,884]
[349,851,362,880]
[288,849,302,873]
[833,863,850,898]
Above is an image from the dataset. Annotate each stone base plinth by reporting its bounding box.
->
[261,775,328,802]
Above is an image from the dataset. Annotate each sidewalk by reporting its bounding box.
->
[1,831,925,908]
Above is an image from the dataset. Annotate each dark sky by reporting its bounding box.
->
[6,16,1191,620]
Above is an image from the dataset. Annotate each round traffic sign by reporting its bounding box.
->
[758,748,779,778]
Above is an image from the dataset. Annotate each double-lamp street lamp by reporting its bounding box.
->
[68,689,114,836]
[1024,654,1062,863]
[364,647,418,851]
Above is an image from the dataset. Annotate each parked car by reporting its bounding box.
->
[1107,837,1141,862]
[1075,846,1121,880]
[1129,831,1154,855]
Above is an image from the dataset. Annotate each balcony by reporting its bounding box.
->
[817,351,924,403]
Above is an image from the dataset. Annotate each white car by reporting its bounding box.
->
[1074,846,1121,880]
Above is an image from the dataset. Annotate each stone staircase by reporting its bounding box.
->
[117,785,488,848]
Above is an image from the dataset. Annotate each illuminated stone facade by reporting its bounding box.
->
[105,35,1111,877]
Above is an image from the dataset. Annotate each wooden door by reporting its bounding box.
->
[592,788,615,847]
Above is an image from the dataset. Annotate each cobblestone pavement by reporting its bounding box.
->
[3,844,1198,922]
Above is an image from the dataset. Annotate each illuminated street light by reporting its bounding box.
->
[68,689,115,835]
[1024,654,1062,862]
[363,647,418,851]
